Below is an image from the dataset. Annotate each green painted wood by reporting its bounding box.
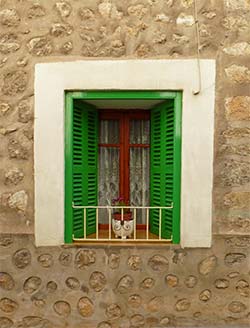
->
[70,91,177,100]
[172,92,182,243]
[65,91,181,244]
[81,102,98,236]
[65,93,74,243]
[150,98,181,241]
[65,97,98,241]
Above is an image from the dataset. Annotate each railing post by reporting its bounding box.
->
[108,207,112,240]
[83,208,86,240]
[96,208,99,240]
[146,208,149,240]
[159,208,162,240]
[133,208,136,240]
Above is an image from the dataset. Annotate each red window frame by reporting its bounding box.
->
[99,110,150,202]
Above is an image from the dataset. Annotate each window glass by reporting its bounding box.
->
[99,120,119,144]
[98,147,119,223]
[130,147,150,223]
[130,120,150,144]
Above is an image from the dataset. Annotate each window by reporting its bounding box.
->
[35,59,215,247]
[98,110,150,225]
[65,91,181,244]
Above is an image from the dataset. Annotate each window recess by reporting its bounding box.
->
[65,91,182,244]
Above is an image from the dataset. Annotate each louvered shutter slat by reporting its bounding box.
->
[150,101,180,240]
[68,100,98,239]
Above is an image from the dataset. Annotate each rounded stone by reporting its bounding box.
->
[116,275,134,293]
[148,296,164,312]
[227,271,240,279]
[4,168,24,185]
[17,100,32,123]
[27,4,46,18]
[182,0,194,8]
[176,13,195,26]
[106,303,121,320]
[53,301,71,317]
[108,253,120,269]
[0,9,20,26]
[193,311,202,318]
[147,317,159,327]
[0,235,13,247]
[97,322,111,328]
[225,96,250,122]
[214,279,230,289]
[98,1,112,17]
[198,255,217,275]
[224,253,246,266]
[0,33,20,54]
[27,37,53,56]
[8,191,28,211]
[33,299,45,308]
[0,273,14,290]
[50,23,73,37]
[2,70,28,96]
[13,249,31,269]
[0,317,13,328]
[165,274,179,287]
[223,42,250,57]
[37,254,53,268]
[175,298,191,311]
[78,297,94,317]
[78,8,94,20]
[19,316,51,328]
[148,254,169,272]
[160,316,171,325]
[23,276,42,294]
[46,281,57,293]
[127,255,142,271]
[59,251,72,266]
[17,57,28,67]
[236,285,250,297]
[140,277,155,289]
[55,1,72,18]
[60,41,73,54]
[184,275,198,288]
[75,250,96,269]
[225,65,250,84]
[0,298,18,313]
[130,314,145,327]
[128,294,142,308]
[8,140,29,160]
[236,280,249,288]
[228,301,246,313]
[89,271,107,292]
[65,277,80,290]
[199,289,211,302]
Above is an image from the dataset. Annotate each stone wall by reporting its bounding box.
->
[0,0,249,326]
[0,234,250,327]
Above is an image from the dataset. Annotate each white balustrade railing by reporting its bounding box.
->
[72,203,173,242]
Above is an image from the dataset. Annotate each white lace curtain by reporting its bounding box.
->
[98,119,150,223]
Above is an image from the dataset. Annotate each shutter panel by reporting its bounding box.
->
[65,98,98,240]
[150,100,180,240]
[72,103,85,238]
[82,106,98,236]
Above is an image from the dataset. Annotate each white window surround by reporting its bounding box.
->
[34,59,216,247]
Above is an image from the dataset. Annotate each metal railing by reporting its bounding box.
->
[72,203,173,242]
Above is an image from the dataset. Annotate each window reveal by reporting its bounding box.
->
[98,112,150,224]
[65,91,181,243]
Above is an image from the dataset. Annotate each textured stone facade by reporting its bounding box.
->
[0,234,250,327]
[0,0,249,326]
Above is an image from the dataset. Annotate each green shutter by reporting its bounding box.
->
[150,98,181,242]
[65,96,98,242]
